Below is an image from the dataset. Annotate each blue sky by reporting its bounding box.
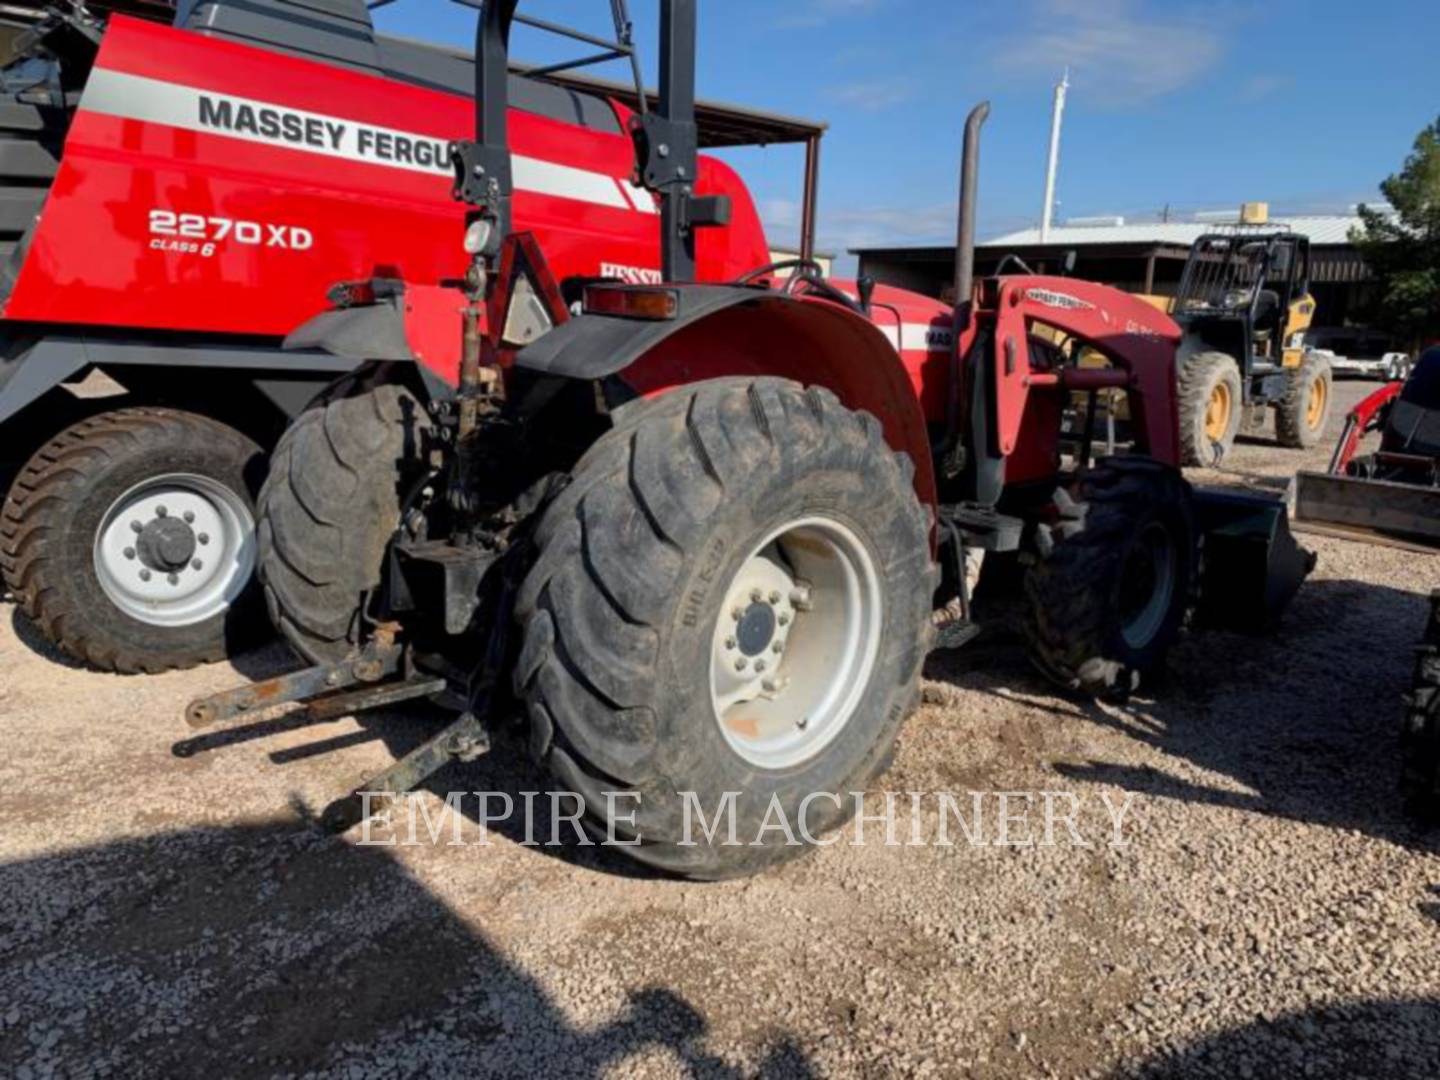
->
[376,0,1440,260]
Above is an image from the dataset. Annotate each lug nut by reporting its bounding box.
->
[130,520,143,534]
[183,511,195,524]
[167,573,180,586]
[123,547,136,560]
[139,569,152,582]
[725,637,737,650]
[772,641,783,654]
[754,660,767,673]
[762,678,780,693]
[734,658,748,672]
[731,607,743,621]
[778,614,790,627]
[769,591,782,605]
[192,559,203,571]
[198,534,210,546]
[750,589,763,603]
[156,505,167,518]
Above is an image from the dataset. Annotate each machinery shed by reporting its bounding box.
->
[855,215,1381,330]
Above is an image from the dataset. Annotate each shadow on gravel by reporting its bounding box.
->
[0,812,815,1078]
[1121,996,1440,1079]
[1003,577,1440,857]
[172,702,667,881]
[8,607,88,671]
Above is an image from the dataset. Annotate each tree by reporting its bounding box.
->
[1351,116,1440,347]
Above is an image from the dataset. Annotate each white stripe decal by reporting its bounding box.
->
[79,67,636,212]
[881,324,954,352]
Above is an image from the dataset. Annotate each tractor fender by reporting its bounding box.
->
[515,286,938,508]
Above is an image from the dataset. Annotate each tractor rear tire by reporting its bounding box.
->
[1022,459,1195,697]
[1402,592,1440,820]
[1177,351,1242,466]
[0,409,265,673]
[514,378,935,879]
[257,373,431,665]
[1275,352,1333,449]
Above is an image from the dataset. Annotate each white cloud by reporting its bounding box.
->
[992,0,1225,105]
[824,78,917,113]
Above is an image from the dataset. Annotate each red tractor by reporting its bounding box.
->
[0,0,791,672]
[185,0,1314,879]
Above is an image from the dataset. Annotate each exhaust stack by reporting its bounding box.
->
[953,101,990,333]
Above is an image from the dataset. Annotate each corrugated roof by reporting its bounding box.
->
[981,215,1372,248]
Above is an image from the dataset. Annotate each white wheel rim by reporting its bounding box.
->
[1119,521,1177,650]
[709,516,883,771]
[93,473,256,628]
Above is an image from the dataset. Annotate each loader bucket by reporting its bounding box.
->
[1192,489,1317,632]
[1293,470,1440,551]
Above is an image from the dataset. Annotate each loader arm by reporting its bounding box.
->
[955,275,1182,502]
[1328,381,1402,475]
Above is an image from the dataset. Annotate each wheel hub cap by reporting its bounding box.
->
[93,473,256,629]
[735,601,778,657]
[709,517,883,771]
[137,516,198,571]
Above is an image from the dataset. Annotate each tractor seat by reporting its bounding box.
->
[1252,290,1281,340]
[1382,347,1440,459]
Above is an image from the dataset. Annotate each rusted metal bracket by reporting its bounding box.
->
[320,711,491,833]
[183,633,407,730]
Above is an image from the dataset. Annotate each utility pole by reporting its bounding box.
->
[1039,69,1068,243]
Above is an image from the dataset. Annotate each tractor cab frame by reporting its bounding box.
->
[1173,228,1313,382]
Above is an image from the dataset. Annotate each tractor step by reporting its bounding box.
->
[320,711,491,833]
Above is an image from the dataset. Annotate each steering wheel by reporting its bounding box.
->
[994,254,1036,276]
[736,258,827,293]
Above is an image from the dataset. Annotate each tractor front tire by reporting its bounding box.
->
[1275,352,1333,449]
[514,378,935,879]
[257,375,431,665]
[0,409,265,673]
[1177,351,1242,466]
[1022,459,1195,697]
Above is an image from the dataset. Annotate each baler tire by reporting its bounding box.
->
[1402,592,1440,820]
[1275,352,1333,449]
[257,375,431,666]
[0,409,265,673]
[1022,459,1195,697]
[514,377,936,880]
[1176,351,1242,466]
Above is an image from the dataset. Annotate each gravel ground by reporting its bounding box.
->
[3,379,1439,1078]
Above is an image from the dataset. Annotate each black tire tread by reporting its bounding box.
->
[1022,459,1193,696]
[1176,350,1241,467]
[257,373,429,665]
[515,377,935,878]
[1403,592,1440,818]
[1275,351,1332,449]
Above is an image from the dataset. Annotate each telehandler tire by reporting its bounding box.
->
[1177,351,1242,466]
[1275,352,1333,449]
[514,377,935,879]
[257,372,432,665]
[0,408,265,673]
[1022,459,1195,697]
